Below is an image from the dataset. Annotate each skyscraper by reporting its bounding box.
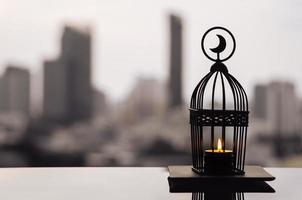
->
[0,66,30,116]
[44,25,92,123]
[267,81,298,135]
[168,14,183,109]
[43,60,67,121]
[253,85,268,119]
[253,81,299,135]
[299,100,302,134]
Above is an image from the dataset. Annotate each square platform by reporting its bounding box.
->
[168,165,275,193]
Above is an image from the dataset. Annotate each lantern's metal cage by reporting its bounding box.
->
[190,63,249,175]
[190,27,249,175]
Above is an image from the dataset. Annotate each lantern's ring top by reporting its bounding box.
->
[201,26,236,62]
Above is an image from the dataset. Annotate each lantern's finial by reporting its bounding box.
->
[201,26,236,66]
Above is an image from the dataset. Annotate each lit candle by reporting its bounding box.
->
[204,138,234,175]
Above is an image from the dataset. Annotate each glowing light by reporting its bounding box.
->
[217,138,223,152]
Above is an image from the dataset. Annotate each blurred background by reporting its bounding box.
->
[0,0,301,167]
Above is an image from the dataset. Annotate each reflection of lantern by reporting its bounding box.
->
[192,192,245,200]
[190,27,249,175]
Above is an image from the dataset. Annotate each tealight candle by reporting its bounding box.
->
[204,138,234,175]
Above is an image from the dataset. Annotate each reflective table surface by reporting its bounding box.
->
[0,167,299,200]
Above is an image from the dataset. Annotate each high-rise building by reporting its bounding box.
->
[298,100,302,134]
[267,81,299,135]
[43,60,67,121]
[43,25,92,123]
[253,85,268,119]
[120,77,166,124]
[253,81,299,135]
[0,66,30,116]
[92,89,107,116]
[61,26,92,121]
[168,14,183,109]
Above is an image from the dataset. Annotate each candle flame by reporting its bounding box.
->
[217,138,223,152]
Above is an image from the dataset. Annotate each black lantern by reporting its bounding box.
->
[190,27,249,175]
[168,27,275,195]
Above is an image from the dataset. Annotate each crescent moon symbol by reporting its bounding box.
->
[210,34,226,53]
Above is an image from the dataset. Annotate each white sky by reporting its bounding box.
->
[0,0,301,103]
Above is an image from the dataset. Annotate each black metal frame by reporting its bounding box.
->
[190,27,249,175]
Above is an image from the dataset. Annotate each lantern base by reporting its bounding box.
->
[192,167,245,175]
[167,165,275,193]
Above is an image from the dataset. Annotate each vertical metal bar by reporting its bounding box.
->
[236,83,244,170]
[191,74,210,108]
[200,126,204,169]
[234,127,238,169]
[220,72,226,151]
[196,125,200,169]
[197,73,213,109]
[229,74,249,171]
[190,72,212,170]
[229,74,249,110]
[238,127,243,170]
[197,73,213,170]
[224,72,239,170]
[230,75,245,170]
[191,125,196,168]
[211,72,219,151]
[242,127,247,171]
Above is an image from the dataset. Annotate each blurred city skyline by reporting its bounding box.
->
[0,3,301,167]
[1,0,302,105]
